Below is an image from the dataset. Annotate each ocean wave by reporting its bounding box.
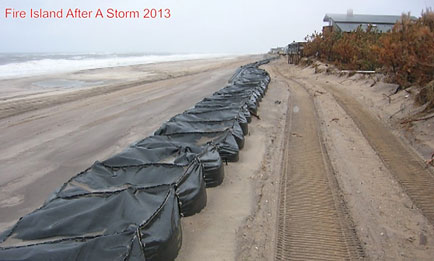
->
[0,53,233,79]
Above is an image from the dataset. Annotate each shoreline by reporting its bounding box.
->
[0,55,256,119]
[0,53,242,80]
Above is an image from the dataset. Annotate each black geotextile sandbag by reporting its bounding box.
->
[234,78,269,88]
[179,106,249,120]
[54,161,206,217]
[212,94,260,112]
[213,91,262,105]
[228,66,270,91]
[154,120,245,150]
[218,82,266,96]
[189,105,252,123]
[240,71,270,84]
[229,82,268,97]
[236,67,270,81]
[0,185,182,261]
[234,73,270,85]
[237,65,270,79]
[206,92,260,104]
[103,135,224,188]
[195,98,258,115]
[222,80,267,91]
[228,66,244,83]
[163,130,240,162]
[215,87,263,101]
[169,111,248,136]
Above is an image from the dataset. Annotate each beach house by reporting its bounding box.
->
[323,10,404,33]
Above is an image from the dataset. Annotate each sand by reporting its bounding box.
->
[245,58,434,260]
[304,61,434,259]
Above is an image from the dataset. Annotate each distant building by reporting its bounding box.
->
[287,42,305,55]
[323,10,409,33]
[269,48,279,54]
[269,47,287,55]
[287,41,305,64]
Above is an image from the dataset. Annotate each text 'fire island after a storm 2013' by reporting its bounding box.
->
[4,8,171,19]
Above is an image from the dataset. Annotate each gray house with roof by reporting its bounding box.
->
[323,10,406,33]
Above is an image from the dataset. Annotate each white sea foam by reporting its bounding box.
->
[0,53,234,79]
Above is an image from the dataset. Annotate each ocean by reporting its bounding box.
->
[0,53,231,79]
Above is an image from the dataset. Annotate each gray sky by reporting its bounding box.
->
[1,0,432,54]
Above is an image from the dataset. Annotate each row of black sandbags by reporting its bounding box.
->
[0,59,273,261]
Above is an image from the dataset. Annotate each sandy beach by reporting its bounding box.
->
[1,56,434,260]
[0,55,261,230]
[2,0,432,259]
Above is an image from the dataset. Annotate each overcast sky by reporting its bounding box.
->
[1,0,432,54]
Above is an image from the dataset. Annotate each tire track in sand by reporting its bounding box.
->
[323,84,434,225]
[272,67,364,260]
